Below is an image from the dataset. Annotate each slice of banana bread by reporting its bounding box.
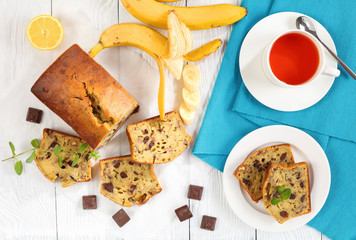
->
[99,156,162,207]
[234,144,295,202]
[34,128,92,188]
[262,162,311,224]
[126,110,192,164]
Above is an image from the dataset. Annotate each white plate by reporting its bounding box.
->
[223,125,331,232]
[239,12,338,111]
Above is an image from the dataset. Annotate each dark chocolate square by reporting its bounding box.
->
[175,205,193,222]
[200,215,217,231]
[112,209,130,227]
[26,107,43,123]
[187,185,203,200]
[82,195,97,210]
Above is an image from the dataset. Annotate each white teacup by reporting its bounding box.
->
[262,29,340,88]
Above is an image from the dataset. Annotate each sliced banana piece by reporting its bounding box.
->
[179,103,195,125]
[182,88,200,111]
[166,11,193,59]
[183,64,201,92]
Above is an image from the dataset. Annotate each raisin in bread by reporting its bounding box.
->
[34,129,92,187]
[126,110,192,164]
[234,144,295,202]
[262,162,311,224]
[31,44,138,149]
[99,156,162,207]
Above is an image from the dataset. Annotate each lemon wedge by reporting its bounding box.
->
[26,15,64,50]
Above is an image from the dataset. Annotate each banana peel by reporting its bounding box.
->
[121,0,247,30]
[184,39,222,62]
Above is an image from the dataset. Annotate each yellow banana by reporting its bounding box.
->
[121,0,247,30]
[88,23,167,120]
[184,39,222,62]
[156,0,181,2]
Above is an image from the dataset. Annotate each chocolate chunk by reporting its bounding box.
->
[280,211,288,218]
[129,161,134,165]
[143,129,148,134]
[300,181,304,188]
[46,152,52,159]
[49,141,57,148]
[290,194,296,200]
[187,185,203,200]
[112,209,130,228]
[280,152,287,161]
[130,185,137,191]
[120,172,128,178]
[112,160,120,168]
[103,182,114,193]
[175,205,193,222]
[200,215,217,231]
[85,154,90,161]
[242,178,250,186]
[82,195,97,210]
[300,195,305,202]
[148,141,155,150]
[143,136,150,144]
[296,172,301,179]
[26,107,43,123]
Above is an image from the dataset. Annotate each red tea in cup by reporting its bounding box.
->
[269,32,319,85]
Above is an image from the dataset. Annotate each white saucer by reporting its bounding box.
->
[239,12,338,111]
[223,125,331,232]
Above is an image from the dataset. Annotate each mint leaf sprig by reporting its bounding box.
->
[271,185,292,205]
[2,140,100,175]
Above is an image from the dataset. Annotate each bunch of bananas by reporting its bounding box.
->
[89,0,247,120]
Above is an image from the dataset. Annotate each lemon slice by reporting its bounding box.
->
[26,15,64,50]
[179,103,195,125]
[182,88,200,111]
[183,64,201,92]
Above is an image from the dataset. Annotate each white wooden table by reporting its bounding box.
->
[0,0,331,239]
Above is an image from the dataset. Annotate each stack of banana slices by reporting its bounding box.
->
[89,0,247,122]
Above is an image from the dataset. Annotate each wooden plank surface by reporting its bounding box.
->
[0,0,331,239]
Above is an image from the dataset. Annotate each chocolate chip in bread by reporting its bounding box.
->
[262,162,311,224]
[31,44,138,149]
[99,156,162,207]
[234,144,295,202]
[34,128,92,188]
[126,110,193,164]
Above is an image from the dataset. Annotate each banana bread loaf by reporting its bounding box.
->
[99,155,162,207]
[34,128,92,187]
[262,162,311,224]
[31,44,139,149]
[126,110,192,164]
[234,144,295,202]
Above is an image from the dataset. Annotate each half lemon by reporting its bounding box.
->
[26,15,64,50]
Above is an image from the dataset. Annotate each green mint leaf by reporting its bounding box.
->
[58,155,63,168]
[79,143,88,153]
[271,198,281,205]
[54,146,62,156]
[31,139,40,148]
[9,142,16,155]
[281,188,292,200]
[72,155,79,167]
[14,161,23,175]
[277,185,285,194]
[26,151,36,163]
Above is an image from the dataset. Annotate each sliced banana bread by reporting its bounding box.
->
[262,162,311,224]
[99,156,162,207]
[34,128,92,188]
[234,144,294,202]
[126,111,192,164]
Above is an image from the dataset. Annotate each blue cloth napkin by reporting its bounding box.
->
[192,0,356,239]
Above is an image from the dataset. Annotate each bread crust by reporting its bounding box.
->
[99,155,162,207]
[31,44,138,149]
[234,144,294,202]
[34,128,92,187]
[126,110,193,164]
[262,162,311,224]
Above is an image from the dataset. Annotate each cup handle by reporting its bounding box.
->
[322,66,340,77]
